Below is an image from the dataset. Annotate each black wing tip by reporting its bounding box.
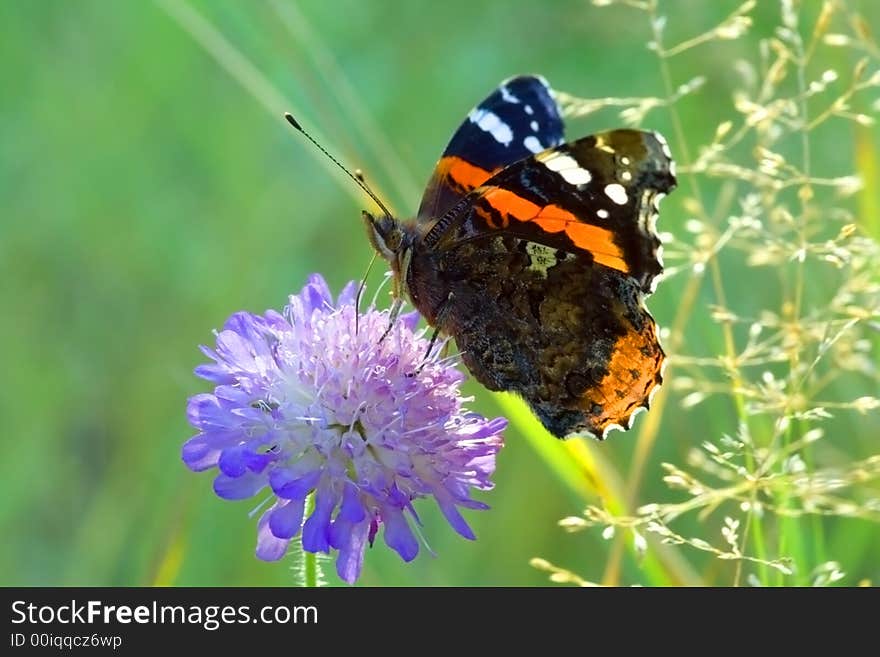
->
[503,72,550,84]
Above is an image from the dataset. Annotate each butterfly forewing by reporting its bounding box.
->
[417,75,564,222]
[425,129,675,294]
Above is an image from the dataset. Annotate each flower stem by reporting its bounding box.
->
[302,493,318,587]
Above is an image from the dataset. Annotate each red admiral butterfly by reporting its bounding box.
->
[289,75,675,439]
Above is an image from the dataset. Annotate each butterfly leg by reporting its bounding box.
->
[378,295,405,344]
[413,292,454,375]
[378,243,414,343]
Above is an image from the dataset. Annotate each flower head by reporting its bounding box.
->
[183,274,505,583]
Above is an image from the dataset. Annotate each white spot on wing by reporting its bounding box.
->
[621,156,631,165]
[621,170,632,182]
[524,104,534,115]
[543,154,578,172]
[530,120,539,131]
[604,183,628,205]
[561,168,592,185]
[654,131,672,158]
[594,135,616,154]
[500,85,520,104]
[469,108,513,146]
[597,209,609,219]
[541,152,592,186]
[523,136,543,153]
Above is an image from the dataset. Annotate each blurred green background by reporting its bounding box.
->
[1,0,878,586]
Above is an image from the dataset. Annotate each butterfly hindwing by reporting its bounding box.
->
[417,75,564,222]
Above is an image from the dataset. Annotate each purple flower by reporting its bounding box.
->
[183,274,506,584]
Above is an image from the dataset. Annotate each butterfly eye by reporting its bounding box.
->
[362,211,403,259]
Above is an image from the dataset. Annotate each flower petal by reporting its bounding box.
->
[194,363,235,384]
[436,495,476,540]
[269,469,321,500]
[382,508,419,562]
[242,448,277,473]
[186,394,224,430]
[338,482,366,523]
[301,487,336,553]
[269,498,306,539]
[181,435,220,471]
[256,508,290,561]
[336,280,359,308]
[263,309,288,332]
[335,520,370,585]
[399,310,421,332]
[461,415,508,439]
[218,445,248,477]
[213,472,265,500]
[303,274,333,314]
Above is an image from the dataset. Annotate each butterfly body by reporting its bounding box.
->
[365,75,675,439]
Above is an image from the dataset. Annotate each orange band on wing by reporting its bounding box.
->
[482,189,629,273]
[437,156,494,192]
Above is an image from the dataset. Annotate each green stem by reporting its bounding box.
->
[648,1,769,585]
[303,493,318,587]
[749,506,769,584]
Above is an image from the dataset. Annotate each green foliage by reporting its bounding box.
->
[534,0,880,587]
[1,0,877,586]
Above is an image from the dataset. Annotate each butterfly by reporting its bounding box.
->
[343,75,674,439]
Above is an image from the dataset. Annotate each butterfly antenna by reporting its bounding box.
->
[284,113,395,218]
